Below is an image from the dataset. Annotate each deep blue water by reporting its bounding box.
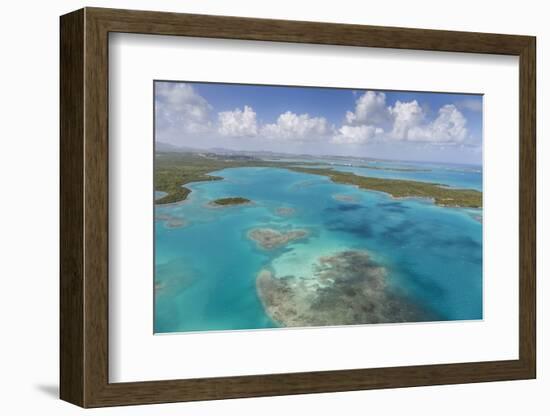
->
[154,161,482,333]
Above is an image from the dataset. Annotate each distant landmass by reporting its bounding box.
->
[155,142,402,165]
[154,141,481,169]
[155,141,200,153]
[155,141,320,159]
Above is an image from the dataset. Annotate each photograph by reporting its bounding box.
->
[153,81,484,334]
[47,2,541,410]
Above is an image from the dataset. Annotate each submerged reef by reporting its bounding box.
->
[257,250,433,327]
[155,258,197,297]
[332,193,359,203]
[155,212,188,229]
[275,207,296,217]
[248,228,308,250]
[470,213,483,223]
[165,218,187,229]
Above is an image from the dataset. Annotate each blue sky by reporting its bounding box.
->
[155,81,483,165]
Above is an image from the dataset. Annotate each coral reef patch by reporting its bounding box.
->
[155,212,188,229]
[257,250,433,327]
[248,228,308,250]
[275,207,296,217]
[332,193,359,203]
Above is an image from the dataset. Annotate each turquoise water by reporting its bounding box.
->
[334,161,482,191]
[154,162,482,333]
[294,159,482,191]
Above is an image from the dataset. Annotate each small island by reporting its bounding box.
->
[211,197,252,206]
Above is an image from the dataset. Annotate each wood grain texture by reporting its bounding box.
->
[518,38,537,375]
[83,10,110,406]
[59,7,537,408]
[88,7,532,54]
[59,8,84,407]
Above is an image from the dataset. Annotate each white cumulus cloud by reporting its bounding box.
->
[155,83,474,151]
[333,91,469,146]
[408,104,468,143]
[333,125,383,144]
[345,90,392,127]
[389,100,425,140]
[218,105,258,137]
[261,111,331,141]
[155,82,212,137]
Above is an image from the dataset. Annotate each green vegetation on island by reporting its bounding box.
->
[155,152,309,205]
[211,197,251,206]
[288,167,482,208]
[359,165,431,172]
[155,152,481,208]
[154,153,238,204]
[327,162,430,172]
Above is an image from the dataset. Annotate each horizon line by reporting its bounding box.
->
[155,141,483,167]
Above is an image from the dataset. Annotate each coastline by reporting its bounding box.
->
[155,157,483,332]
[155,160,482,208]
[286,166,482,208]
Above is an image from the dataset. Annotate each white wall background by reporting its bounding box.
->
[0,0,545,414]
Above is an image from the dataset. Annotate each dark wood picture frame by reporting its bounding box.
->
[60,7,536,408]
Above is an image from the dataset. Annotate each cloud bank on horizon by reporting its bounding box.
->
[155,81,482,164]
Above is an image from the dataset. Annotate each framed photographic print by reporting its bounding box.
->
[60,7,536,407]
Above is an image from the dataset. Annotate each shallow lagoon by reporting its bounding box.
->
[154,163,482,333]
